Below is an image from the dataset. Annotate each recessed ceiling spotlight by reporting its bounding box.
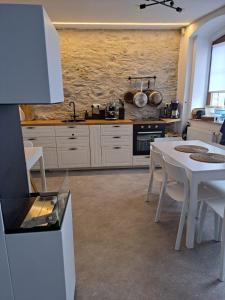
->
[139,0,183,13]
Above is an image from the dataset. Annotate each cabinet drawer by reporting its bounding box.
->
[101,125,132,136]
[56,136,89,148]
[133,155,150,166]
[102,146,132,166]
[101,135,132,147]
[57,147,90,168]
[24,136,56,148]
[32,148,58,170]
[55,125,89,137]
[22,126,55,137]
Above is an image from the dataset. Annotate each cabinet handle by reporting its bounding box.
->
[113,136,121,139]
[145,156,150,158]
[28,138,36,141]
[114,146,121,149]
[69,137,77,140]
[113,125,120,128]
[68,126,75,129]
[69,148,77,150]
[27,127,35,129]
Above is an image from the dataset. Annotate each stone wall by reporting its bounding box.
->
[31,29,181,120]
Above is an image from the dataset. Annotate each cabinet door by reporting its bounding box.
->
[24,136,56,148]
[90,125,101,167]
[58,147,90,168]
[32,148,58,170]
[102,146,132,167]
[55,125,89,137]
[101,125,132,136]
[22,126,55,137]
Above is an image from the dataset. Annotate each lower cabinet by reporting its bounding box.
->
[102,146,132,167]
[133,155,150,166]
[57,147,90,168]
[32,148,58,170]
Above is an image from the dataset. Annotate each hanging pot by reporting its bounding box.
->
[147,90,163,107]
[133,81,148,108]
[145,77,163,107]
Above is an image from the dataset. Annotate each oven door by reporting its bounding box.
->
[133,131,163,155]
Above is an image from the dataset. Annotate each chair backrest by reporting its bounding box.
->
[154,137,182,142]
[24,140,33,147]
[151,148,164,169]
[163,154,189,188]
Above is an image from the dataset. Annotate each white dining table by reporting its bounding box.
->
[152,140,225,249]
[24,146,47,192]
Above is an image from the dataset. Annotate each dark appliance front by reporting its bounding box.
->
[133,124,165,155]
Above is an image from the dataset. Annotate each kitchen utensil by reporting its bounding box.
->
[145,77,163,107]
[133,81,148,108]
[148,90,163,107]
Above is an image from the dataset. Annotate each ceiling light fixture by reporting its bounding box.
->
[140,0,183,13]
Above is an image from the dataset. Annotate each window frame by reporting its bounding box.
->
[207,34,225,107]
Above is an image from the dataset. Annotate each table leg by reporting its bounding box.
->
[186,175,199,249]
[39,154,47,192]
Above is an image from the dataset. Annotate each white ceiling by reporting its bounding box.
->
[1,0,225,26]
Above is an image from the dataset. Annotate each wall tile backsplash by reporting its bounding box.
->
[31,29,181,120]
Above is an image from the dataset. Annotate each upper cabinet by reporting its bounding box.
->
[0,4,64,104]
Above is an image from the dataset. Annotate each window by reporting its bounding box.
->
[208,36,225,107]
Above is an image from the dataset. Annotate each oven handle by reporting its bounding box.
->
[137,131,163,134]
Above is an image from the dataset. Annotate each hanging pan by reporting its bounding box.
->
[133,80,148,108]
[146,77,163,107]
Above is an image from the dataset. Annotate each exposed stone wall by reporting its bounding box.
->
[31,29,181,120]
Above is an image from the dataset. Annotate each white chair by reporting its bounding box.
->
[24,140,34,147]
[155,154,219,250]
[146,148,165,201]
[147,137,182,200]
[23,140,38,192]
[198,198,225,281]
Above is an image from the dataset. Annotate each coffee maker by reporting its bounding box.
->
[105,101,119,120]
[170,100,179,119]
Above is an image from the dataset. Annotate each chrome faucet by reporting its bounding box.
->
[69,101,77,121]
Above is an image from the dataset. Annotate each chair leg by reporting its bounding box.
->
[197,201,207,244]
[175,198,189,251]
[219,216,225,281]
[214,213,221,242]
[146,169,154,202]
[154,178,166,223]
[218,217,223,242]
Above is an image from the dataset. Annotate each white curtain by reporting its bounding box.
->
[209,41,225,92]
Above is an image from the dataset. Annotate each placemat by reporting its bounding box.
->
[190,153,225,163]
[174,145,209,153]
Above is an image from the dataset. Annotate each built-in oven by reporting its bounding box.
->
[133,124,165,156]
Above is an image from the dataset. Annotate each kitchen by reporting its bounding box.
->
[1,1,225,300]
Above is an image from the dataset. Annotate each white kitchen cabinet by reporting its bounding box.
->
[57,147,90,168]
[23,126,58,170]
[55,125,89,137]
[56,136,89,148]
[101,135,132,147]
[22,126,55,138]
[101,124,132,136]
[90,125,102,167]
[101,124,133,167]
[133,155,150,166]
[187,127,218,143]
[102,146,132,167]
